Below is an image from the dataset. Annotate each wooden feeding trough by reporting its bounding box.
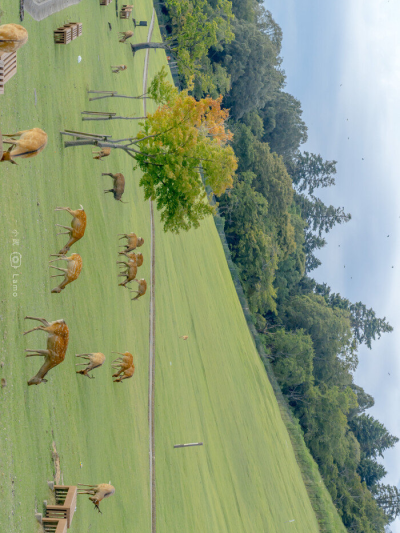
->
[120,5,133,18]
[100,0,112,5]
[54,26,72,45]
[42,518,68,533]
[45,485,77,528]
[54,23,82,44]
[0,52,17,95]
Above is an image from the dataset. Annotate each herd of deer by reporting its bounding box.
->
[0,20,160,513]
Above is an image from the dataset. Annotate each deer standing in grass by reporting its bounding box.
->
[92,147,111,161]
[101,173,126,202]
[119,31,133,43]
[49,253,82,293]
[117,256,137,288]
[55,205,87,255]
[118,251,143,267]
[0,23,28,53]
[118,233,144,253]
[75,352,105,378]
[111,64,127,73]
[1,128,47,164]
[23,316,69,386]
[77,483,115,513]
[111,352,135,382]
[130,279,147,300]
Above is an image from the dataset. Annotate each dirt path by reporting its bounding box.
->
[142,9,156,533]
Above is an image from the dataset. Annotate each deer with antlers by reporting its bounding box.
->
[55,205,87,255]
[77,483,115,513]
[101,172,126,202]
[75,352,105,379]
[49,252,82,293]
[23,316,69,386]
[130,279,147,301]
[1,128,47,164]
[111,352,135,383]
[119,31,134,43]
[92,147,111,161]
[0,23,28,53]
[118,233,144,253]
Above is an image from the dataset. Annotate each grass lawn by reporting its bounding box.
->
[0,1,327,531]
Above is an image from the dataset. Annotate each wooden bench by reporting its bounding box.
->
[45,485,77,528]
[42,518,68,533]
[0,52,17,95]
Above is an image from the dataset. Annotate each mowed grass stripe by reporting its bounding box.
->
[1,1,318,532]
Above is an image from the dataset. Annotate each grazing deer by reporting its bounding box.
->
[111,351,135,382]
[55,205,87,255]
[179,335,189,340]
[101,173,126,202]
[119,31,134,43]
[76,352,105,378]
[1,128,47,164]
[118,233,144,253]
[23,316,69,386]
[49,253,82,293]
[77,483,115,513]
[118,251,143,267]
[92,147,111,161]
[111,64,127,73]
[117,257,137,287]
[0,23,28,53]
[130,279,147,300]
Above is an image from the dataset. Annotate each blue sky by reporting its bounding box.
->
[264,1,400,530]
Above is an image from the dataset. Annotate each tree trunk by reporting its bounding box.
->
[131,42,167,54]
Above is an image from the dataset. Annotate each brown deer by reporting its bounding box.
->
[118,251,143,267]
[117,257,137,288]
[111,352,135,382]
[23,316,69,386]
[119,31,134,43]
[1,128,47,164]
[179,335,189,340]
[77,483,115,513]
[92,147,111,161]
[130,279,147,300]
[75,352,105,378]
[111,64,127,73]
[55,205,87,255]
[101,173,126,202]
[118,233,144,253]
[0,23,28,53]
[49,252,83,293]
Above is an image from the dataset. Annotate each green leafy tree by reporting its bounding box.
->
[64,68,237,233]
[287,151,337,195]
[350,414,399,459]
[132,0,234,90]
[260,92,308,163]
[216,14,284,119]
[358,457,387,489]
[373,484,400,523]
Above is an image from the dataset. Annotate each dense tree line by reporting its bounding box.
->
[160,1,398,531]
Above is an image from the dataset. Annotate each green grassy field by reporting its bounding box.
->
[0,1,331,532]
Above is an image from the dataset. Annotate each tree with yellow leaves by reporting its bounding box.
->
[63,68,237,232]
